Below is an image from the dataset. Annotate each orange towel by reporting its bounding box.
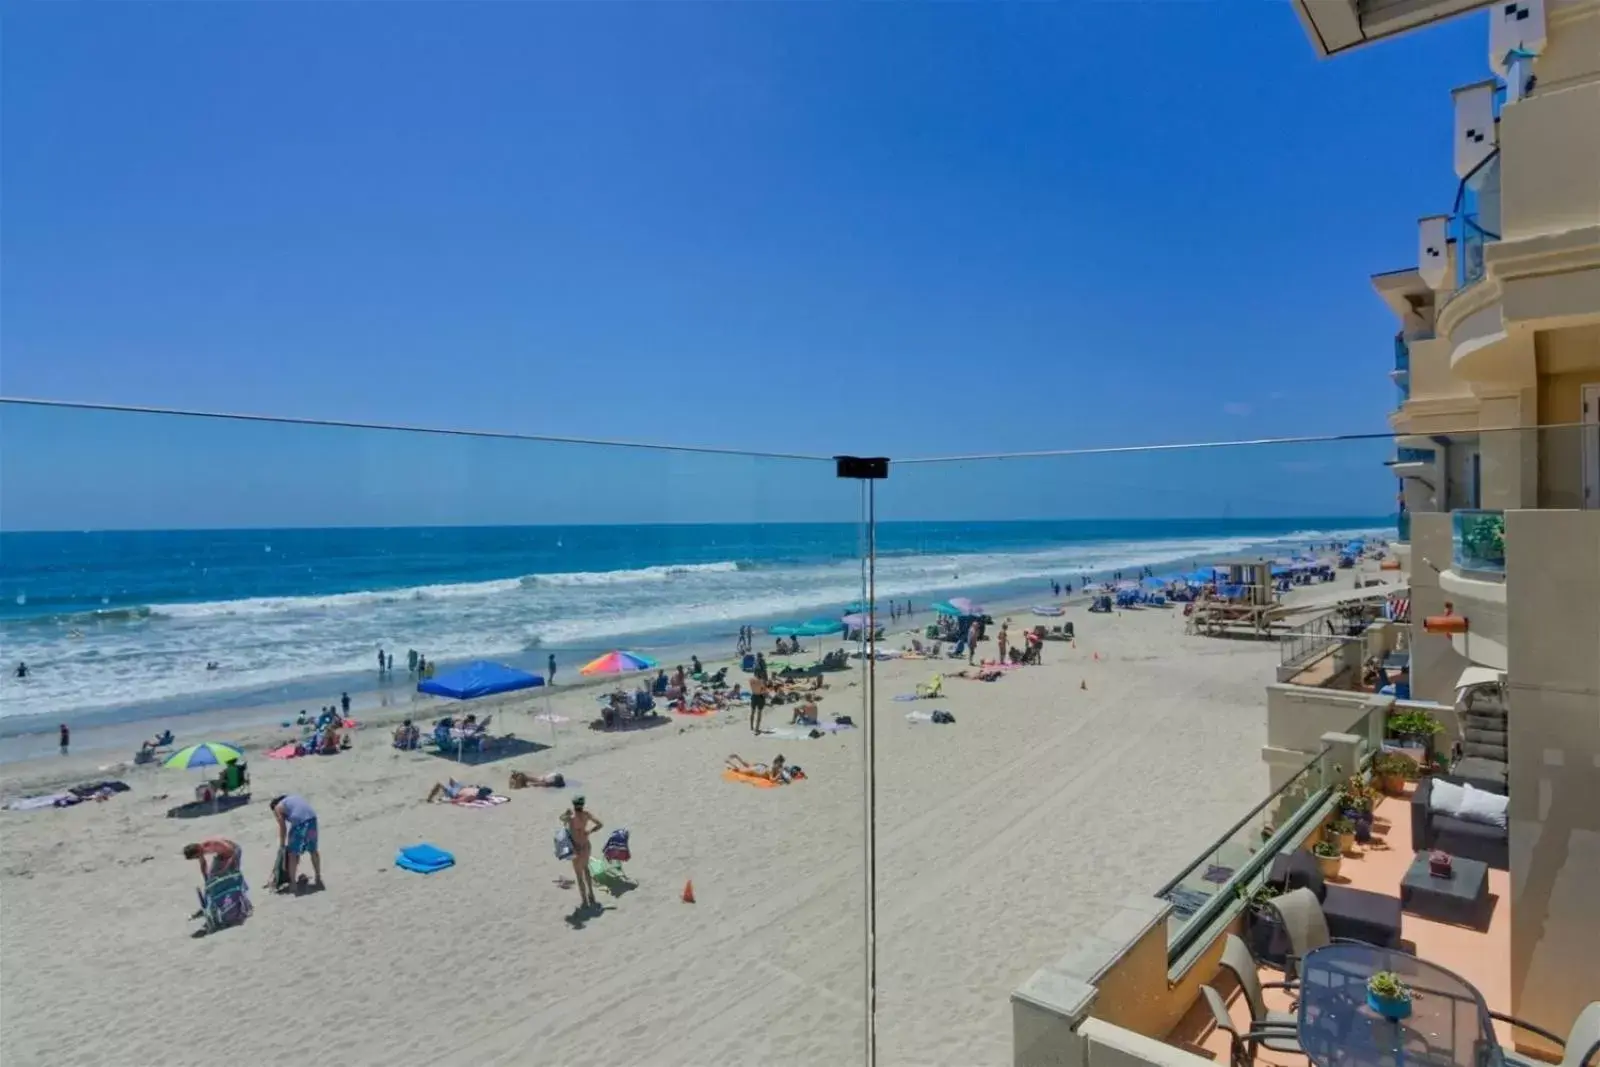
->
[722,768,780,788]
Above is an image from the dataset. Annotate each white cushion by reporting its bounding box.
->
[1429,778,1467,817]
[1456,783,1509,830]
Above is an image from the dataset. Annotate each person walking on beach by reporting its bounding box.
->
[967,619,981,665]
[270,794,324,894]
[377,648,386,674]
[385,652,394,673]
[58,723,69,756]
[748,672,767,735]
[547,653,557,685]
[407,649,418,674]
[340,692,351,717]
[562,797,603,910]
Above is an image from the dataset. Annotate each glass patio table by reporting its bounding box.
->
[1298,945,1502,1067]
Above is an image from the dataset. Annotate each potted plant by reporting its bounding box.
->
[1366,971,1413,1020]
[1388,708,1445,763]
[1239,883,1284,962]
[1347,793,1375,844]
[1372,751,1416,795]
[1329,817,1355,854]
[1312,839,1342,880]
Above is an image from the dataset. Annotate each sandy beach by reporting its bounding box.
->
[0,565,1396,1067]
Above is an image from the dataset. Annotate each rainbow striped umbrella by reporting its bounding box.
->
[579,650,658,676]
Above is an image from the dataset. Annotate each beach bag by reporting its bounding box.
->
[931,710,956,725]
[834,715,854,727]
[603,829,631,863]
[554,827,575,861]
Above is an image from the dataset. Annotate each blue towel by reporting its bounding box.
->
[892,694,920,702]
[396,843,455,874]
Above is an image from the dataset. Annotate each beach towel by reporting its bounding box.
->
[905,710,956,724]
[892,694,921,702]
[268,743,301,760]
[532,713,570,725]
[723,768,780,789]
[453,793,509,808]
[3,793,73,811]
[396,844,455,874]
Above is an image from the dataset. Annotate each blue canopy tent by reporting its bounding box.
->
[417,660,554,760]
[1141,576,1168,589]
[419,660,545,700]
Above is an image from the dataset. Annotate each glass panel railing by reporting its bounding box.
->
[0,400,868,1065]
[1449,152,1501,298]
[1156,747,1331,956]
[1453,508,1507,574]
[1395,447,1434,464]
[1398,509,1411,542]
[1393,335,1411,375]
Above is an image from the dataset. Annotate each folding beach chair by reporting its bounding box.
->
[196,869,252,933]
[915,674,944,699]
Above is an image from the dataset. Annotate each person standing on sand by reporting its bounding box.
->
[340,692,351,717]
[967,619,981,665]
[59,723,69,756]
[562,797,603,909]
[547,653,557,685]
[270,794,324,894]
[408,649,418,674]
[749,672,767,734]
[996,622,1009,665]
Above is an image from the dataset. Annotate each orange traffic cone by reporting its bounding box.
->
[682,880,696,904]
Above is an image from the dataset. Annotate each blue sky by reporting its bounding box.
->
[2,4,1485,527]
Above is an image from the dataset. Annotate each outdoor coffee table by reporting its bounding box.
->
[1399,854,1490,930]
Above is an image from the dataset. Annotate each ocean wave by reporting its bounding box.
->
[522,561,743,587]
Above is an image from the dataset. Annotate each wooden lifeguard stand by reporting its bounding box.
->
[1187,556,1282,638]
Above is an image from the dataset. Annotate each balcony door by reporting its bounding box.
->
[1584,383,1600,509]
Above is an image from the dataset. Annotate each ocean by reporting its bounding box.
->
[0,518,1384,735]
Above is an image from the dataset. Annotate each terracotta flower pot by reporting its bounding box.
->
[1316,853,1342,880]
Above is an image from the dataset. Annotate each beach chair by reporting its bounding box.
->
[915,674,943,699]
[195,868,252,933]
[212,761,250,798]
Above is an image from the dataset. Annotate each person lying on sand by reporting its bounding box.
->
[509,770,565,789]
[426,779,492,803]
[727,753,788,782]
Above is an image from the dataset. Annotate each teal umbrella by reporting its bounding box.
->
[931,601,963,616]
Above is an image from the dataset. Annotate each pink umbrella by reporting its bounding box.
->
[842,613,869,627]
[949,597,982,615]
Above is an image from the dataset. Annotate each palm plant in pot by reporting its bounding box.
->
[1366,971,1413,1020]
[1312,839,1342,880]
[1238,882,1284,962]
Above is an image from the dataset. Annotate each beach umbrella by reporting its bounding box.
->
[579,650,658,676]
[164,742,243,770]
[930,601,962,616]
[1141,576,1167,589]
[800,617,846,636]
[841,613,868,628]
[948,597,982,615]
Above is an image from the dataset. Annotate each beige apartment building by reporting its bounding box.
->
[1012,4,1599,1065]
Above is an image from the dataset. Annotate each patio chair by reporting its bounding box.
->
[1218,934,1301,1034]
[1200,984,1301,1067]
[1493,1002,1600,1067]
[1268,887,1377,981]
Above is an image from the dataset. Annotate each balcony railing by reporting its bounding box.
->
[1444,150,1501,306]
[1398,509,1410,542]
[1393,335,1410,374]
[1452,509,1506,575]
[1395,447,1434,464]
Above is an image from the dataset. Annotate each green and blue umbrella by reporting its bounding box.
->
[164,742,243,769]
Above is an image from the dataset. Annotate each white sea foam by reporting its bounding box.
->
[0,526,1385,720]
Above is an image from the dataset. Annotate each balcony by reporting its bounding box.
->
[1397,509,1410,543]
[1444,153,1502,309]
[1391,335,1411,407]
[1453,509,1506,574]
[1438,509,1508,670]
